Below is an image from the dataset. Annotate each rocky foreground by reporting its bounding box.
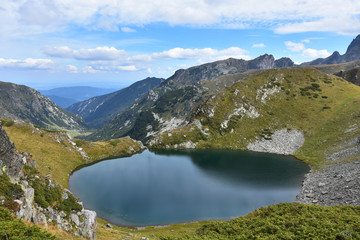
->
[297,160,360,206]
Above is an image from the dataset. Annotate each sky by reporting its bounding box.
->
[1,0,360,90]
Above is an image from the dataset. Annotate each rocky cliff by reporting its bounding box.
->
[303,34,360,65]
[0,122,97,239]
[0,81,87,131]
[0,121,23,180]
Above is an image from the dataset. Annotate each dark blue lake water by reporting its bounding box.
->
[69,149,308,226]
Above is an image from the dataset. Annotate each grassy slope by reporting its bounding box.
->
[2,120,143,188]
[3,67,360,240]
[154,67,360,169]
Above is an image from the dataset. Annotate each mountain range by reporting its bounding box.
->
[85,54,294,141]
[303,35,360,65]
[66,77,164,128]
[39,86,117,108]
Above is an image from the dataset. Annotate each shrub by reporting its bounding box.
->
[0,207,56,239]
[58,193,82,214]
[0,174,24,201]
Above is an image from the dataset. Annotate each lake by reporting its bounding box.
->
[69,149,309,226]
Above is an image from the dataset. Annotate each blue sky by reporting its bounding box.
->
[1,0,360,90]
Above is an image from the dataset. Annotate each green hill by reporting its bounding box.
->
[152,67,360,168]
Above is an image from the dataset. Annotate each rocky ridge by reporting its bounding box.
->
[0,121,97,239]
[87,54,294,142]
[303,34,360,65]
[67,77,164,128]
[0,81,87,131]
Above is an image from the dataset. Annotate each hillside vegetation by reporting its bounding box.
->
[1,120,143,188]
[152,67,360,168]
[87,55,294,142]
[161,203,360,240]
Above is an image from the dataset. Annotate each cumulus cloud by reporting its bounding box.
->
[285,41,330,59]
[0,58,55,70]
[285,41,305,52]
[44,46,128,61]
[152,47,250,62]
[302,48,330,58]
[252,43,265,48]
[2,0,360,35]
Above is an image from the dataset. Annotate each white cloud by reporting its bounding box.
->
[0,58,55,70]
[285,41,305,52]
[252,43,265,48]
[2,0,360,36]
[66,65,78,73]
[302,48,330,58]
[121,27,136,33]
[285,41,330,60]
[44,46,128,61]
[152,47,250,61]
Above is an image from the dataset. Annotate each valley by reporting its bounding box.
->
[1,35,360,240]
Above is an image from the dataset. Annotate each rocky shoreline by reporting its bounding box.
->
[296,160,360,206]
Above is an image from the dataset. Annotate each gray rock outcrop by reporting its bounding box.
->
[0,121,23,180]
[297,161,360,205]
[247,129,305,155]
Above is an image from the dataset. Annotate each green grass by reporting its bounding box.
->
[2,120,143,188]
[154,67,360,169]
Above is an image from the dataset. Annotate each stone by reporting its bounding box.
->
[80,210,97,240]
[70,213,80,226]
[59,211,67,218]
[34,212,47,227]
[0,122,23,180]
[106,223,113,228]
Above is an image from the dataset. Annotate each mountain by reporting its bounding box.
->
[67,77,164,128]
[86,54,294,141]
[151,67,360,166]
[45,95,79,108]
[0,81,87,131]
[334,67,360,86]
[39,86,117,108]
[302,34,360,65]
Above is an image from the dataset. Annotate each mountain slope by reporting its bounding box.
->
[45,94,78,108]
[39,86,116,108]
[67,77,164,128]
[87,54,294,141]
[151,67,360,168]
[0,81,87,131]
[302,34,360,65]
[334,67,360,86]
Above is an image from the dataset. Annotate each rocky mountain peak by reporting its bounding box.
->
[345,34,360,55]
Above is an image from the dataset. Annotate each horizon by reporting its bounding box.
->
[1,1,360,89]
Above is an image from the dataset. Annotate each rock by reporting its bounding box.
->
[80,210,97,240]
[0,122,23,180]
[17,187,35,221]
[34,212,47,227]
[247,128,305,155]
[59,211,67,218]
[45,174,51,179]
[70,213,80,226]
[297,160,360,206]
[106,223,113,228]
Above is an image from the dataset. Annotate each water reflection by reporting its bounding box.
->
[69,150,308,226]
